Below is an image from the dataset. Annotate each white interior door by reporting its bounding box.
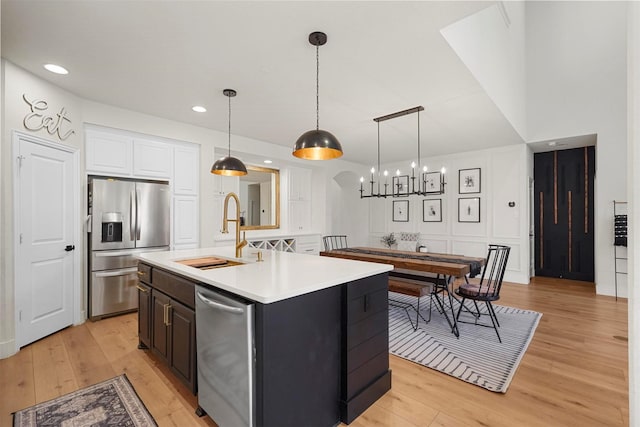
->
[15,135,75,348]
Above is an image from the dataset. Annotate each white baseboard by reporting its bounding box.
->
[0,338,17,359]
[504,270,529,284]
[74,310,87,326]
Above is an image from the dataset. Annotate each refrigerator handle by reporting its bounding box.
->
[129,190,135,240]
[136,188,141,240]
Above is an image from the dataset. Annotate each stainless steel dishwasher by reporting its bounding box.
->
[195,285,255,427]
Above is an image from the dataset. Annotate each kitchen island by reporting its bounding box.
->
[137,247,393,426]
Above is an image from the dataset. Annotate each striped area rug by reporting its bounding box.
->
[389,291,542,393]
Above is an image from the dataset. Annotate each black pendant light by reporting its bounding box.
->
[293,31,343,160]
[211,89,247,176]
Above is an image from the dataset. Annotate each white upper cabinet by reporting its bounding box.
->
[133,138,172,179]
[289,200,311,232]
[173,145,200,195]
[86,129,172,179]
[213,175,239,196]
[288,166,312,201]
[86,130,133,176]
[173,195,199,246]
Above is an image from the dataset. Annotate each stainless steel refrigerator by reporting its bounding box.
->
[88,176,170,319]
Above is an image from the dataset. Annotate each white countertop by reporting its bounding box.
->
[137,247,393,304]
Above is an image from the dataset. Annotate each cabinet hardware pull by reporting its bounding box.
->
[166,304,172,326]
[137,271,145,276]
[136,285,148,293]
[163,303,168,325]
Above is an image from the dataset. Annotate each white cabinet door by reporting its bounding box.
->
[213,175,239,196]
[86,130,133,176]
[174,145,199,195]
[173,195,199,246]
[288,167,311,201]
[289,200,311,232]
[133,138,172,178]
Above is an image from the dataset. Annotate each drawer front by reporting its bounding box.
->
[152,268,196,308]
[138,263,152,284]
[347,273,388,300]
[346,331,388,374]
[347,288,387,325]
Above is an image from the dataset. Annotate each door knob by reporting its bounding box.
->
[64,245,75,252]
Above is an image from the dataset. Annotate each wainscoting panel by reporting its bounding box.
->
[491,150,522,239]
[452,240,487,258]
[421,238,448,254]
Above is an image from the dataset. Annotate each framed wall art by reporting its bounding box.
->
[459,168,481,194]
[392,175,409,197]
[423,171,443,194]
[458,197,480,223]
[392,200,409,222]
[422,199,442,222]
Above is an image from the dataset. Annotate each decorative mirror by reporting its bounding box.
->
[239,165,280,230]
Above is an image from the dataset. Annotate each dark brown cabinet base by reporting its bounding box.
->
[138,263,197,394]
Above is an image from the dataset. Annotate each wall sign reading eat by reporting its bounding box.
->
[22,94,75,141]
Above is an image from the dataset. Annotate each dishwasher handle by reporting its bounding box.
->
[196,291,245,315]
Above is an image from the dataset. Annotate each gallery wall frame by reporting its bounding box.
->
[393,200,409,222]
[459,168,481,194]
[458,197,480,223]
[423,171,444,195]
[423,199,442,222]
[392,175,409,197]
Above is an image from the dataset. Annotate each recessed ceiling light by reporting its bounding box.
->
[548,141,557,146]
[43,64,69,75]
[192,106,207,113]
[263,160,273,164]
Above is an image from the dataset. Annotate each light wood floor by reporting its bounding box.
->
[1,277,628,426]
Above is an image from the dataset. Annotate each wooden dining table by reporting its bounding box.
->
[320,247,486,336]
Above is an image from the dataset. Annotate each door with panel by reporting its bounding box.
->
[534,147,595,281]
[169,298,197,391]
[15,134,77,348]
[151,289,171,364]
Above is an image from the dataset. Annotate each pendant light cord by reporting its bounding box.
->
[417,110,421,172]
[316,44,320,131]
[377,121,381,195]
[228,92,232,156]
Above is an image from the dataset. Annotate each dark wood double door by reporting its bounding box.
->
[534,147,595,281]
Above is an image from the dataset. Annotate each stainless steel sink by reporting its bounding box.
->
[175,257,244,270]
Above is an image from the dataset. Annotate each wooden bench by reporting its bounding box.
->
[388,279,431,298]
[388,278,433,330]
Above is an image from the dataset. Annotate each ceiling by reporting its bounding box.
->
[1,1,525,167]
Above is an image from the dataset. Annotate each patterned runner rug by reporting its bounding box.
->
[389,291,541,393]
[13,374,157,426]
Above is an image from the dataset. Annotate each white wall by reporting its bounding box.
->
[364,144,531,284]
[526,1,628,296]
[441,2,527,141]
[627,2,639,424]
[329,170,370,248]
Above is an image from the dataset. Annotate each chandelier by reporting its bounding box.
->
[359,106,445,198]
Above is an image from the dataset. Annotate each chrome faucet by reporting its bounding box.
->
[222,192,248,258]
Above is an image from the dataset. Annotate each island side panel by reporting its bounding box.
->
[341,272,392,424]
[255,285,342,427]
